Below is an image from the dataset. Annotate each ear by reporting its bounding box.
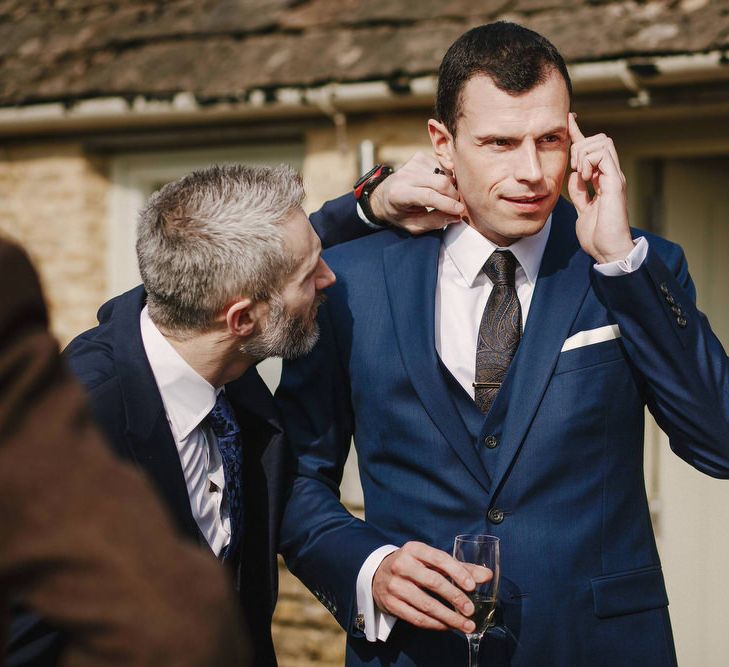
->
[428,119,455,171]
[225,297,266,339]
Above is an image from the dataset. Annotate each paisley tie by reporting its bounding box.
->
[205,392,243,561]
[474,250,522,414]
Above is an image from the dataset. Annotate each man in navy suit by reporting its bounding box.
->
[276,22,729,667]
[55,159,460,667]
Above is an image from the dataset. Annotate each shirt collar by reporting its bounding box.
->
[442,214,552,287]
[140,306,218,440]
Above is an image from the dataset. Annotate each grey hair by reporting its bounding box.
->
[136,163,304,333]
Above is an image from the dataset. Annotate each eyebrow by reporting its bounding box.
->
[473,126,568,143]
[542,126,569,136]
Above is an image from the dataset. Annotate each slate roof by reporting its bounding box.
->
[0,0,727,108]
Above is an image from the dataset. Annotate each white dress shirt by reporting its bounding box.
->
[435,217,553,396]
[355,221,649,642]
[140,306,231,557]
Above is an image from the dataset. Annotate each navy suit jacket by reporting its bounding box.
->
[8,193,364,667]
[277,197,729,667]
[66,285,284,665]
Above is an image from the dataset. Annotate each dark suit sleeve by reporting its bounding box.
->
[593,241,729,477]
[276,296,391,637]
[0,241,249,667]
[309,193,378,249]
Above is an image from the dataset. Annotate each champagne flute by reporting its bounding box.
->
[453,534,500,667]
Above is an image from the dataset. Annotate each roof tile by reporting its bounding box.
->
[0,0,726,107]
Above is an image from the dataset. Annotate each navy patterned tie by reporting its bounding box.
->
[474,250,522,414]
[205,392,243,561]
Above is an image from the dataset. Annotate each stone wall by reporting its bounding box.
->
[0,143,109,346]
[272,506,368,666]
[273,560,346,667]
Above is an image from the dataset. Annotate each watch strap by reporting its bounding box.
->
[354,164,393,226]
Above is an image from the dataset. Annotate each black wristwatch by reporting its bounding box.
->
[354,164,394,226]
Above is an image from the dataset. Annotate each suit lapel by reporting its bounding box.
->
[226,367,285,609]
[487,199,593,495]
[112,288,200,541]
[384,232,490,492]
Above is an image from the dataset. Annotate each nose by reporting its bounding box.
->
[514,140,544,184]
[315,257,336,291]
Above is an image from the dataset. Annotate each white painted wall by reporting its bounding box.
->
[656,157,729,667]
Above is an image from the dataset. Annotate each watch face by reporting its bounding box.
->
[354,164,384,193]
[354,165,394,199]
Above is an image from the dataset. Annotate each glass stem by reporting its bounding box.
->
[467,634,481,667]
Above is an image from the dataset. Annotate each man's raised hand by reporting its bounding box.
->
[567,114,634,264]
[368,152,464,234]
[372,541,491,633]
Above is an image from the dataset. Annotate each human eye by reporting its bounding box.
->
[540,134,564,146]
[482,137,511,149]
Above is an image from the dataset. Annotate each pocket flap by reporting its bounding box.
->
[553,338,624,375]
[591,566,668,619]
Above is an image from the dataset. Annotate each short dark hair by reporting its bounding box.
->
[436,22,572,136]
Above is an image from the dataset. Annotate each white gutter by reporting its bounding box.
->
[570,61,652,106]
[0,50,726,135]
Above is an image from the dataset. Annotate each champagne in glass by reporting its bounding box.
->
[453,534,500,667]
[466,591,498,636]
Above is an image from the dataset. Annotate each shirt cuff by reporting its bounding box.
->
[356,201,386,230]
[593,237,648,276]
[355,544,399,642]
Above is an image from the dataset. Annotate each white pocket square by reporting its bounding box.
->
[560,324,621,352]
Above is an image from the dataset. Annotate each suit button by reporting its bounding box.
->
[665,294,675,305]
[659,282,669,295]
[487,507,505,524]
[671,305,682,316]
[677,316,687,328]
[355,614,365,631]
[484,435,498,449]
